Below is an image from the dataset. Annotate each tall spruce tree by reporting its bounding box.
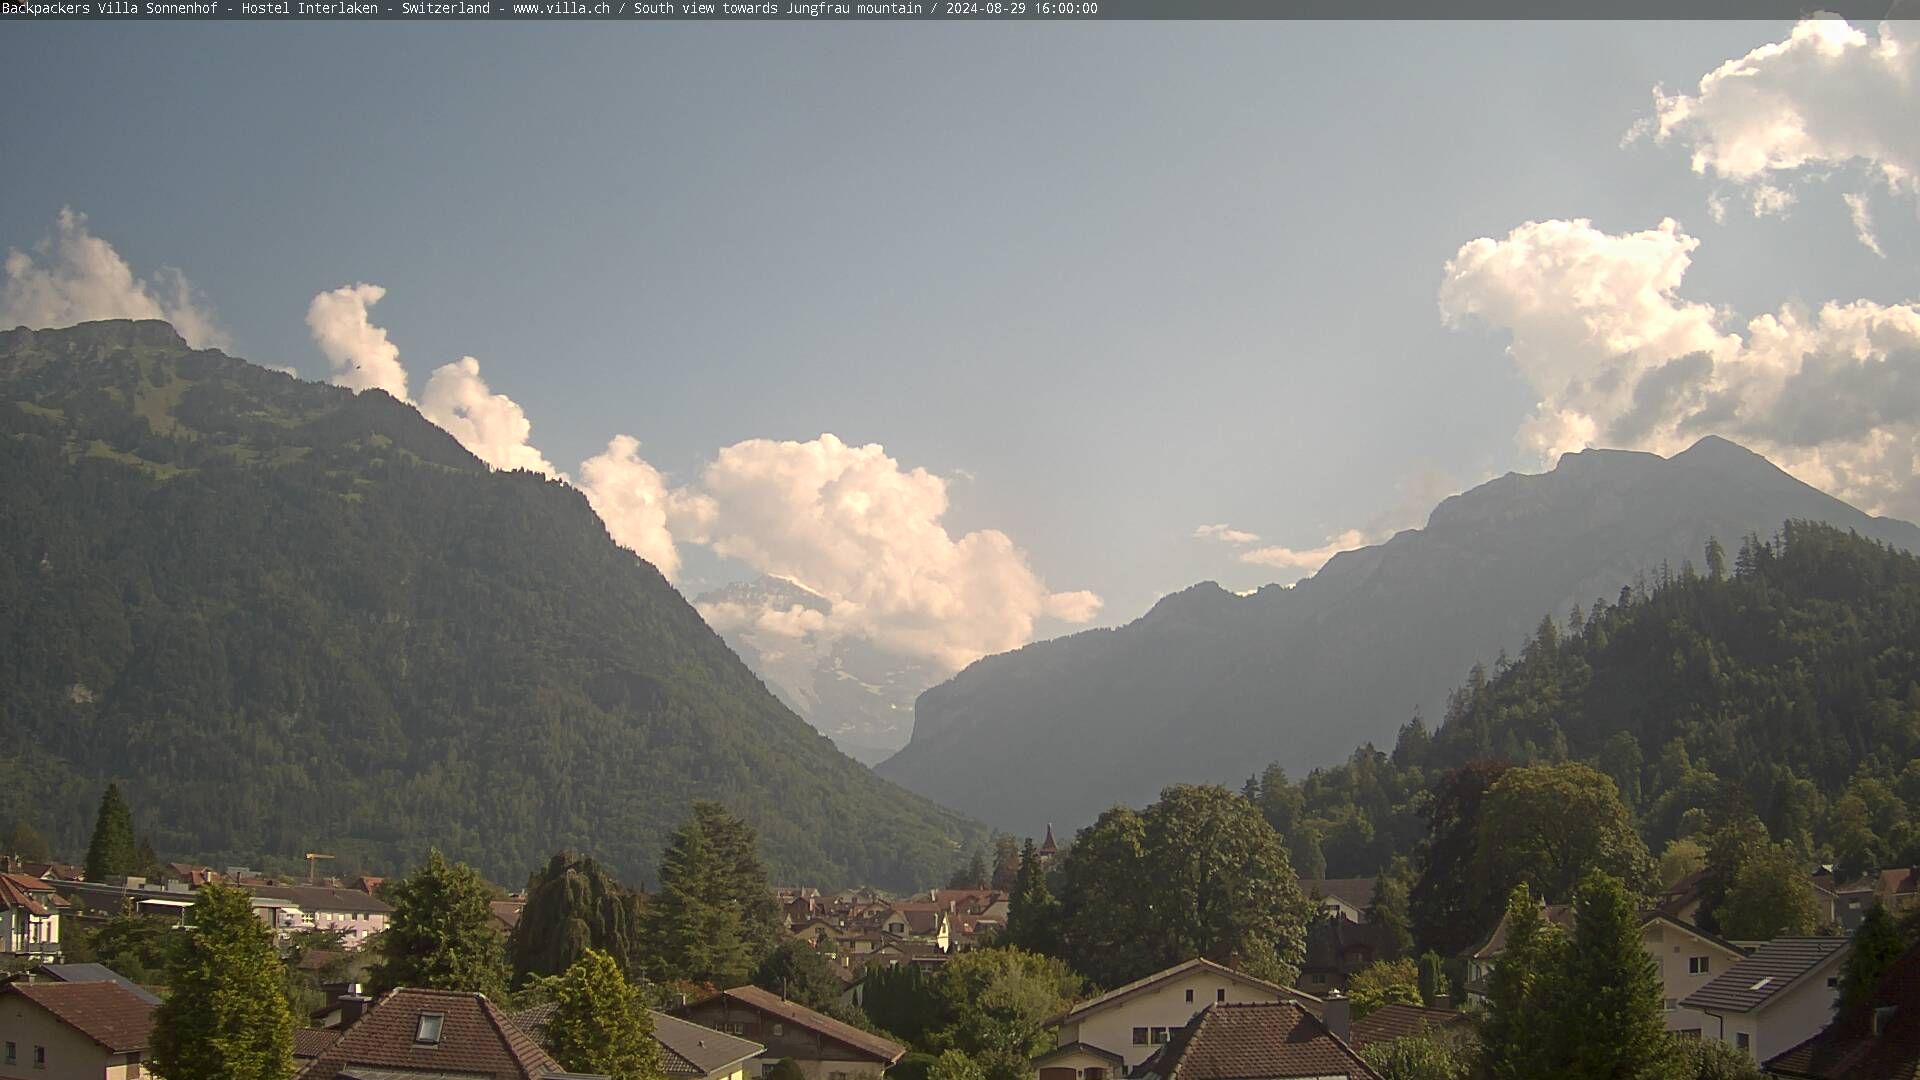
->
[150,883,296,1080]
[509,853,645,986]
[1478,885,1563,1080]
[1555,872,1680,1080]
[371,848,509,998]
[83,783,136,881]
[641,802,778,987]
[1005,838,1059,955]
[542,949,665,1080]
[990,833,1022,892]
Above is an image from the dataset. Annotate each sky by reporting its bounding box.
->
[3,19,1917,682]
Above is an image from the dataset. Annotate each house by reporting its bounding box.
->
[0,979,154,1080]
[1765,941,1920,1079]
[0,875,66,962]
[674,985,904,1080]
[1295,913,1400,996]
[295,986,592,1080]
[879,904,950,950]
[1298,879,1377,924]
[1639,913,1750,1036]
[1465,904,1746,1036]
[1679,935,1849,1063]
[1345,1002,1469,1051]
[1042,957,1322,1073]
[248,885,392,948]
[1124,1001,1380,1080]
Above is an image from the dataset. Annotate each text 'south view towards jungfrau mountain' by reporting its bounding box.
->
[4,10,1920,1080]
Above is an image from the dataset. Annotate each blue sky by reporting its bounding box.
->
[3,20,1915,669]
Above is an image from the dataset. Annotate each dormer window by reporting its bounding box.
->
[415,1013,444,1045]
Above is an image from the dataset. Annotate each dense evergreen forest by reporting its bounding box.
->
[0,320,981,888]
[1250,519,1920,894]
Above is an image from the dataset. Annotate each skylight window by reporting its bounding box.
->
[415,1013,445,1046]
[1748,977,1773,991]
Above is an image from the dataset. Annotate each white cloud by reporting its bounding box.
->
[1441,215,1920,519]
[1650,17,1920,214]
[307,283,409,400]
[1240,529,1370,576]
[1193,523,1261,545]
[1,209,227,349]
[1843,192,1885,256]
[577,434,689,582]
[672,434,1100,672]
[419,358,557,477]
[307,283,554,479]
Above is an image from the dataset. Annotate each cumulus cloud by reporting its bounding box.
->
[419,358,557,477]
[1,209,228,349]
[668,434,1100,672]
[1441,215,1920,519]
[306,283,554,478]
[577,434,690,581]
[1240,529,1371,576]
[1649,17,1920,214]
[1193,523,1261,544]
[307,284,409,399]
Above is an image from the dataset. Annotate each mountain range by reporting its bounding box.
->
[876,436,1920,832]
[0,320,979,889]
[691,575,934,765]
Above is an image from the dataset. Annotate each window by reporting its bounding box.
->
[772,1024,784,1037]
[1185,988,1194,1002]
[4,1042,13,1064]
[1663,998,1676,1011]
[1688,956,1710,975]
[1735,1033,1750,1051]
[1829,977,1840,988]
[1215,989,1226,1002]
[1150,1027,1169,1044]
[1132,1028,1148,1046]
[33,1045,45,1069]
[415,1013,444,1045]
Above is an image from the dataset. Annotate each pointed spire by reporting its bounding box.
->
[1038,823,1058,855]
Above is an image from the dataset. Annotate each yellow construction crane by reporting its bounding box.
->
[305,852,336,885]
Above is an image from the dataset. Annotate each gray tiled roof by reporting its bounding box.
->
[1680,937,1848,1014]
[651,1011,764,1077]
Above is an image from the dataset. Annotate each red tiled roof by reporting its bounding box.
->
[1346,1003,1469,1049]
[5,981,155,1052]
[706,985,904,1064]
[0,874,52,916]
[294,1027,344,1059]
[1144,1002,1379,1080]
[295,987,561,1080]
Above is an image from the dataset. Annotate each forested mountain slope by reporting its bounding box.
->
[1249,520,1920,889]
[0,320,979,888]
[879,438,1920,832]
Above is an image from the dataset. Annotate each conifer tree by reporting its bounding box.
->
[371,848,509,998]
[84,783,136,881]
[1555,872,1679,1080]
[990,834,1022,892]
[542,949,665,1080]
[151,883,295,1080]
[641,803,777,987]
[1005,838,1058,954]
[1837,903,1905,1010]
[1478,885,1562,1080]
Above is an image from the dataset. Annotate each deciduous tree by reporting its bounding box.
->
[542,949,665,1080]
[150,883,295,1080]
[371,848,509,998]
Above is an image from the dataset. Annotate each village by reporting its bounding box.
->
[2,789,1918,1080]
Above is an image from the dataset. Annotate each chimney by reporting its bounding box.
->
[1322,990,1351,1042]
[338,993,371,1029]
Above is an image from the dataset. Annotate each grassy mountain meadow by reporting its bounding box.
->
[0,319,980,889]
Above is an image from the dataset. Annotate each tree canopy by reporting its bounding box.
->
[541,949,665,1080]
[150,883,295,1080]
[371,848,509,998]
